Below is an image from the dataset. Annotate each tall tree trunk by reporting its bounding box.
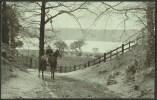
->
[145,2,155,67]
[2,1,9,44]
[39,1,46,56]
[39,1,46,64]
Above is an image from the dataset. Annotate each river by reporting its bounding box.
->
[16,38,123,53]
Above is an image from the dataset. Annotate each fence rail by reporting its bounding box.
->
[16,36,143,73]
[66,36,143,72]
[16,53,38,68]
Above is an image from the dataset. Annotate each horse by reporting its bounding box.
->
[49,49,61,79]
[38,49,61,79]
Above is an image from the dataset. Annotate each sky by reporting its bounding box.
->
[46,2,145,30]
[11,1,146,52]
[17,1,146,30]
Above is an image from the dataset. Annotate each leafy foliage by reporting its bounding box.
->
[3,3,23,48]
[70,39,85,56]
[54,40,68,56]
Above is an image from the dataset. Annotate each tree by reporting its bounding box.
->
[70,39,85,56]
[2,2,9,44]
[145,2,155,67]
[92,47,100,57]
[4,2,97,67]
[2,2,22,48]
[97,2,155,67]
[54,40,68,56]
[39,1,46,60]
[26,1,97,62]
[14,40,23,48]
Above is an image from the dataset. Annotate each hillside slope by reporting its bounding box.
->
[58,42,155,98]
[1,44,57,98]
[1,41,154,98]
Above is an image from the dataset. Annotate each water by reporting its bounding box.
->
[65,40,123,53]
[16,38,123,53]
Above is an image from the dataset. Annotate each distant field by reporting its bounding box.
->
[16,49,95,69]
[17,49,39,57]
[16,49,97,57]
[57,56,94,67]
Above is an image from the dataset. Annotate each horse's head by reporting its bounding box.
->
[55,49,62,58]
[49,49,61,58]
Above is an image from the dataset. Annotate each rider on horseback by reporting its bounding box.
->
[46,45,53,56]
[45,45,53,66]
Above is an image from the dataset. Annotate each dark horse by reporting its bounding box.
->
[39,49,61,79]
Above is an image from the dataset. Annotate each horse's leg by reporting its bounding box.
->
[38,67,40,78]
[53,67,55,80]
[45,64,46,71]
[42,69,44,79]
[53,63,57,80]
[50,65,53,79]
[42,64,44,79]
[38,62,41,78]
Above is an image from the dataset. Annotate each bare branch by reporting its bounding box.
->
[36,2,41,7]
[45,3,63,9]
[45,2,87,24]
[45,11,63,24]
[78,7,98,15]
[95,2,124,22]
[134,14,147,28]
[123,11,129,32]
[134,14,155,38]
[101,2,147,12]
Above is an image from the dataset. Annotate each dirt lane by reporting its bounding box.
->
[1,68,54,99]
[2,69,121,98]
[30,69,121,98]
[43,75,121,98]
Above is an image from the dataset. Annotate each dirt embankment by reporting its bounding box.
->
[59,43,155,98]
[1,68,54,99]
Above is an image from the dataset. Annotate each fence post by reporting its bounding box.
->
[30,57,32,68]
[122,44,124,53]
[26,57,27,66]
[74,65,76,71]
[35,60,37,67]
[84,63,87,68]
[104,53,106,62]
[99,57,101,64]
[21,54,23,64]
[88,61,90,67]
[116,48,118,57]
[79,64,81,69]
[70,66,71,72]
[17,51,18,57]
[60,66,62,73]
[129,41,131,49]
[65,66,66,73]
[110,51,112,60]
[94,59,95,65]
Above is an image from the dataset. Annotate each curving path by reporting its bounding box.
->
[1,68,121,98]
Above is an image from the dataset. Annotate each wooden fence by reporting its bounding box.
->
[16,53,38,68]
[62,36,143,73]
[16,36,143,73]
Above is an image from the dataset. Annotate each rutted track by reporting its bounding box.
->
[1,68,121,98]
[30,69,121,98]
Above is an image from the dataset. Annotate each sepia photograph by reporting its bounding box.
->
[1,1,155,99]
